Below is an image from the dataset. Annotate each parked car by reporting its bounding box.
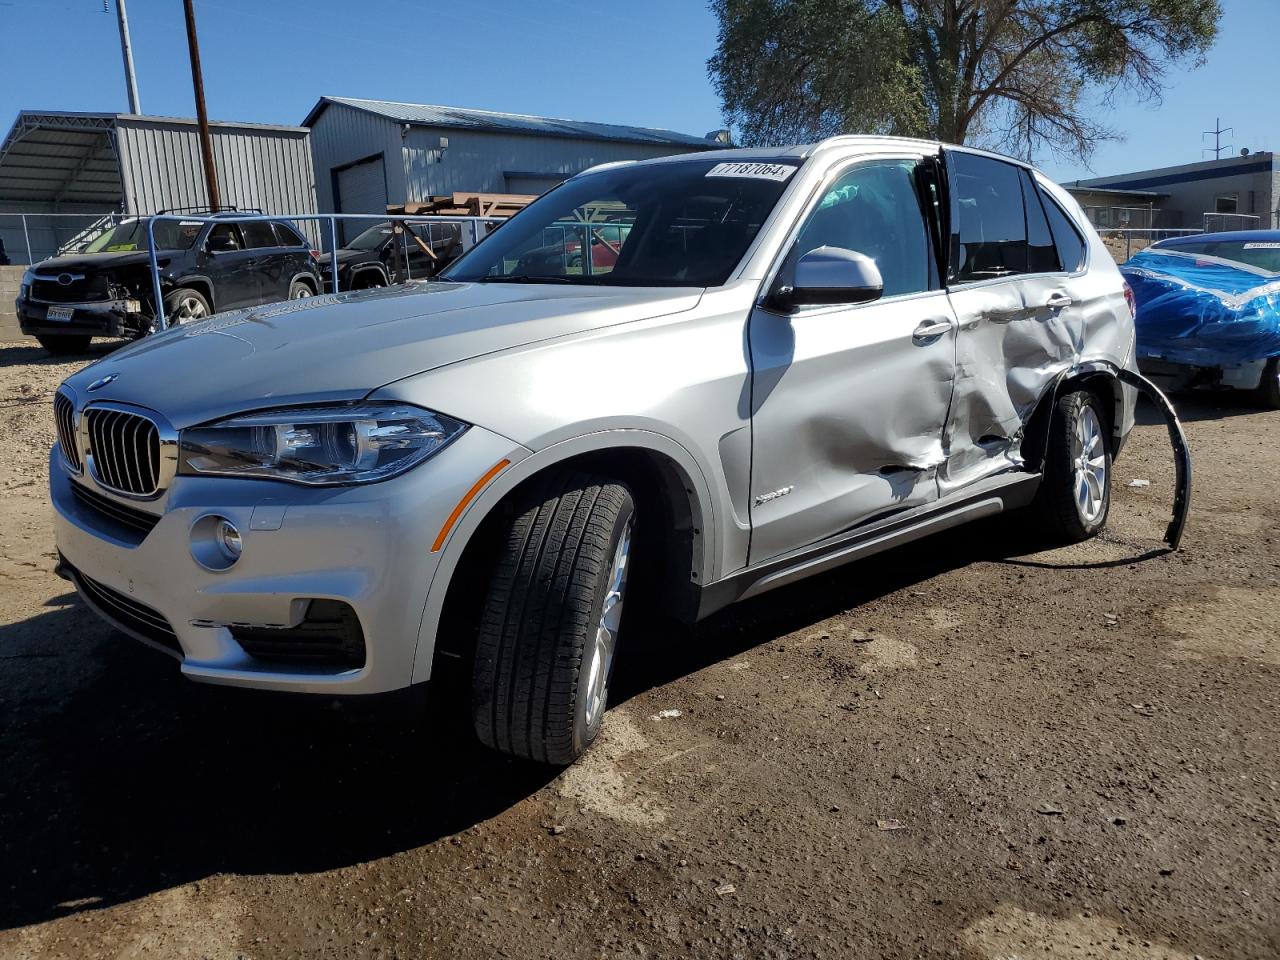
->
[1120,230,1280,407]
[319,220,464,292]
[17,212,321,355]
[52,139,1151,766]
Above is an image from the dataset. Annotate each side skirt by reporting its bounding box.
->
[696,472,1041,620]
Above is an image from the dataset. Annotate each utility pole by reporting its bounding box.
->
[182,0,221,211]
[114,0,142,113]
[1202,118,1233,161]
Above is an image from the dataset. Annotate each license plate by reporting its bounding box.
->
[46,305,74,322]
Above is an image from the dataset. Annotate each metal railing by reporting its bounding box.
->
[1202,212,1262,233]
[144,212,502,331]
[0,212,126,265]
[1099,227,1202,262]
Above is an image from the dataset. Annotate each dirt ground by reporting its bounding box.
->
[0,339,1276,960]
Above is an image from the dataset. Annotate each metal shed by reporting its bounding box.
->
[303,96,721,234]
[0,110,317,262]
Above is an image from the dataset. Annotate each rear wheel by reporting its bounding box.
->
[36,334,91,356]
[1031,389,1111,544]
[471,471,636,765]
[1256,358,1280,409]
[289,279,314,300]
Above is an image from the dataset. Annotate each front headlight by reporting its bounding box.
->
[178,403,467,485]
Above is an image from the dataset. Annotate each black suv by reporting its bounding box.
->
[319,220,464,292]
[17,213,321,355]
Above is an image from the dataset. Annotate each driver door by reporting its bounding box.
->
[747,156,958,564]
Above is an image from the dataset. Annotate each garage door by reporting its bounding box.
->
[336,155,388,243]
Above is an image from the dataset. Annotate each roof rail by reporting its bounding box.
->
[154,204,263,215]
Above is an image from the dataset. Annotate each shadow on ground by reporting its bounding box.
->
[0,341,122,371]
[0,513,1161,932]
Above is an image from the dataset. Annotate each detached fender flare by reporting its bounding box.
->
[1032,361,1191,549]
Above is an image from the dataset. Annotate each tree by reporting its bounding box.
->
[707,0,1221,162]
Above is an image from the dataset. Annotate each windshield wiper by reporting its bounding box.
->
[471,274,579,284]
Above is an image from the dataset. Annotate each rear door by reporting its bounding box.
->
[746,154,958,563]
[240,220,286,303]
[939,151,1088,494]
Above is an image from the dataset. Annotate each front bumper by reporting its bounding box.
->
[18,296,146,338]
[51,426,526,694]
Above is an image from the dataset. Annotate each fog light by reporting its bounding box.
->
[216,519,242,561]
[190,514,243,571]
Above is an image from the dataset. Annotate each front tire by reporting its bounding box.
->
[1031,389,1112,544]
[36,334,91,356]
[162,287,211,327]
[471,471,636,765]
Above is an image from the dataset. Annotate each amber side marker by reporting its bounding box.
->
[432,459,511,552]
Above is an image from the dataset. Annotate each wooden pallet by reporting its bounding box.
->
[387,192,536,219]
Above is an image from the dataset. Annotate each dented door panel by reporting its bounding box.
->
[746,291,958,563]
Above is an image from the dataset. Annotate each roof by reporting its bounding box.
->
[1075,152,1276,192]
[304,96,718,148]
[1064,184,1165,200]
[0,110,309,206]
[1155,229,1280,247]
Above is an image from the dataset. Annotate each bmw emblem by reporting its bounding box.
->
[87,373,119,392]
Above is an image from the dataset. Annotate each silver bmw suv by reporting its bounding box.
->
[50,137,1140,764]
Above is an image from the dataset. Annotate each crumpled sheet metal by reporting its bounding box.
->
[1121,249,1280,368]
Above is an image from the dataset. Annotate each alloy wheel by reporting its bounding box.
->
[582,519,632,729]
[1071,404,1107,524]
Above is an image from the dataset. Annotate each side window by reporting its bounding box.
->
[272,222,305,247]
[206,223,242,251]
[950,152,1028,282]
[1037,187,1087,272]
[789,159,935,298]
[1021,170,1060,273]
[241,221,279,248]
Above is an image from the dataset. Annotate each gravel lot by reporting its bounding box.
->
[0,339,1276,960]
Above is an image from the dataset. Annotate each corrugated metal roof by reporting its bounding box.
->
[305,96,717,148]
[0,110,313,209]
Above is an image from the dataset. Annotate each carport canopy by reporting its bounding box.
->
[0,111,124,207]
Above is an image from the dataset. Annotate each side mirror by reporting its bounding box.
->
[770,246,884,312]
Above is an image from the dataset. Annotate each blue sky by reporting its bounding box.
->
[0,0,1272,184]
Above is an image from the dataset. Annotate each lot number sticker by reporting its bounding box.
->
[706,162,796,182]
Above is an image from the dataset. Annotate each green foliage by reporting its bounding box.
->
[708,0,1221,162]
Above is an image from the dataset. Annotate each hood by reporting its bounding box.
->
[32,250,160,274]
[61,280,702,428]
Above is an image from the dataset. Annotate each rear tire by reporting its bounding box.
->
[471,471,636,765]
[1256,358,1280,409]
[36,334,91,356]
[288,279,314,300]
[1031,389,1111,544]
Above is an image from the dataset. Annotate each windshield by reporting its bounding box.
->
[346,223,394,251]
[442,158,800,286]
[1155,238,1280,275]
[83,219,203,253]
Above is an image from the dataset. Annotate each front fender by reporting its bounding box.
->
[408,428,718,685]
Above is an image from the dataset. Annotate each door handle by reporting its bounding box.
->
[912,318,953,342]
[1045,293,1073,309]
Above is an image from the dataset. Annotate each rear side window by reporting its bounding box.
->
[1021,171,1060,273]
[273,222,306,247]
[950,152,1031,282]
[241,222,279,248]
[1038,187,1087,272]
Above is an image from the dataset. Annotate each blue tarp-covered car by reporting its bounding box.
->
[1120,230,1280,407]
